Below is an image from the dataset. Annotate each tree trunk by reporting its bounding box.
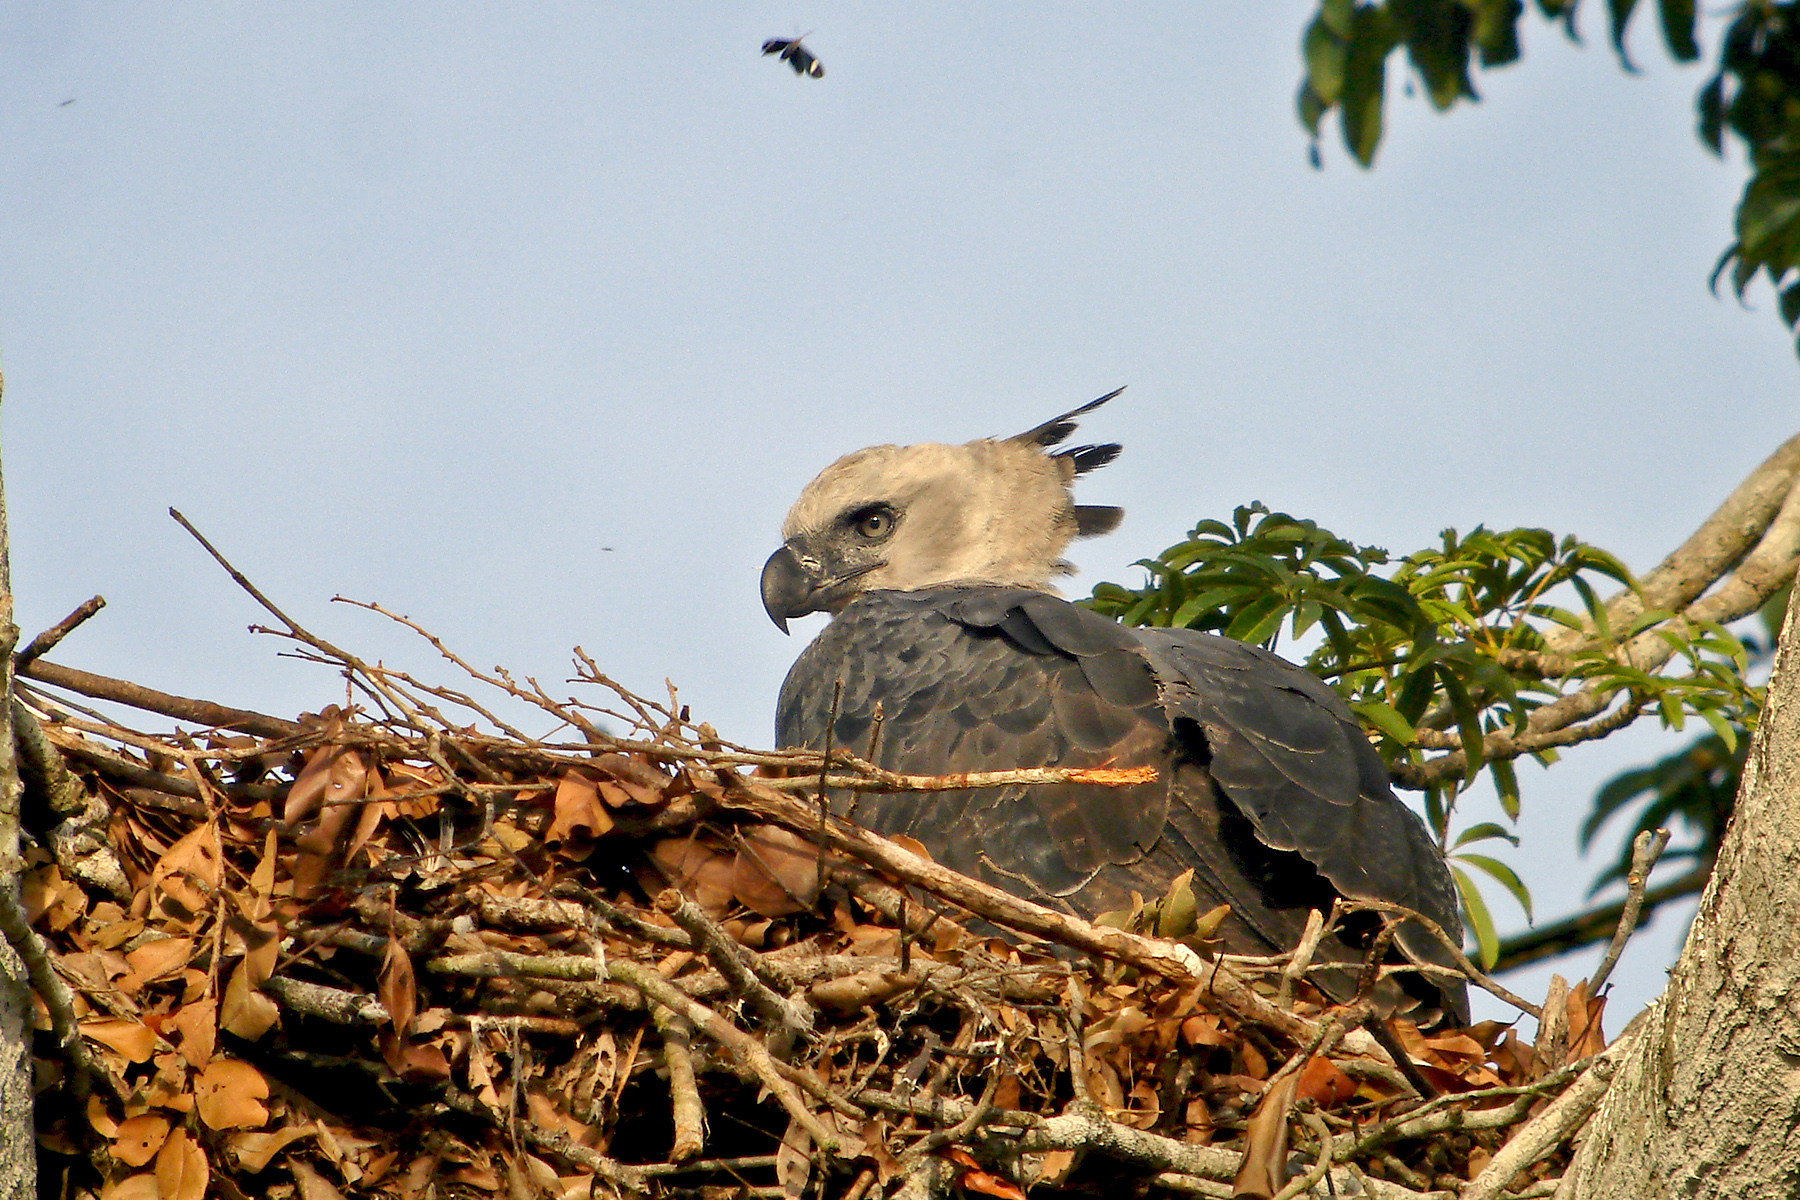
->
[1564,586,1800,1197]
[0,379,37,1196]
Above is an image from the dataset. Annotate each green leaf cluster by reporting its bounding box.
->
[1086,502,1763,965]
[1703,6,1800,355]
[1296,1,1800,356]
[1299,1,1699,167]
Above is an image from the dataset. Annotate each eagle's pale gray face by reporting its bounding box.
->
[761,393,1125,631]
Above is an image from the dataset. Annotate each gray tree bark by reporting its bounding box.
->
[1564,587,1800,1197]
[0,377,37,1196]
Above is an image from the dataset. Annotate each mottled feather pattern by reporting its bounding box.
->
[777,586,1468,1022]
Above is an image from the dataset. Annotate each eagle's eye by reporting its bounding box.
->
[851,506,896,540]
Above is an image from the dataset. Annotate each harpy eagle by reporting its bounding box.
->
[760,392,1468,1024]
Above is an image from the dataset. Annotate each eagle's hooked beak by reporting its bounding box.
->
[760,544,817,634]
[761,543,884,633]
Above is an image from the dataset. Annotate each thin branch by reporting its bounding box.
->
[655,889,813,1042]
[1390,449,1800,788]
[1271,1110,1337,1200]
[651,1001,706,1162]
[1394,691,1648,790]
[1493,865,1709,973]
[762,763,1158,794]
[170,508,354,662]
[605,958,843,1154]
[1335,899,1542,1019]
[439,1084,647,1192]
[0,888,111,1103]
[17,657,301,739]
[1460,1034,1636,1200]
[1588,828,1672,994]
[725,775,1325,1045]
[15,596,105,670]
[1543,432,1800,656]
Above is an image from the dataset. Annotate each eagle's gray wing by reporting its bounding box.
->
[1130,627,1465,993]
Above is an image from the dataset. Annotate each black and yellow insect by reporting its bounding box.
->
[761,36,823,78]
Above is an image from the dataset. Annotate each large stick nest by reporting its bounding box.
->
[16,575,1618,1200]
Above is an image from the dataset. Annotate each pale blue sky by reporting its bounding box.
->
[4,3,1792,1021]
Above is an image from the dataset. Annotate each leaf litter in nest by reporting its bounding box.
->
[25,631,1562,1200]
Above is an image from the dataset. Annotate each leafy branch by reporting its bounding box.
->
[1298,0,1800,357]
[1087,431,1800,962]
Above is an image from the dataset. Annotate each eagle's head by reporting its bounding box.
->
[761,389,1126,632]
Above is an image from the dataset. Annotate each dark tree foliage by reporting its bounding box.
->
[1084,504,1760,965]
[1298,0,1800,355]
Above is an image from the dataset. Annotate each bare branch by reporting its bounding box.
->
[655,889,813,1042]
[1460,1034,1636,1200]
[17,657,301,739]
[15,596,105,670]
[1494,866,1709,973]
[726,775,1327,1044]
[1543,431,1800,655]
[650,1001,706,1162]
[1588,828,1672,995]
[760,763,1157,793]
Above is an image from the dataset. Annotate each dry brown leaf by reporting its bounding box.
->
[86,1094,119,1138]
[1084,1058,1125,1110]
[547,773,614,849]
[944,1148,1026,1200]
[249,829,279,917]
[227,1125,315,1173]
[195,1059,271,1130]
[379,924,417,1038]
[118,937,193,995]
[1233,1069,1299,1199]
[590,754,671,805]
[26,864,86,932]
[1295,1055,1355,1109]
[155,1128,209,1200]
[1567,979,1607,1060]
[110,1113,172,1167]
[290,794,359,900]
[1180,1012,1231,1048]
[382,1033,452,1081]
[1237,1038,1270,1081]
[99,1175,159,1200]
[397,1152,440,1200]
[1033,1149,1078,1187]
[1183,1097,1214,1142]
[89,914,145,951]
[446,1159,502,1189]
[81,1018,157,1064]
[220,960,279,1040]
[889,834,933,861]
[1122,1078,1162,1129]
[226,904,281,988]
[993,1073,1021,1110]
[150,824,222,924]
[730,825,822,918]
[647,839,735,917]
[284,746,366,826]
[775,1121,811,1199]
[345,770,398,864]
[291,1158,352,1200]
